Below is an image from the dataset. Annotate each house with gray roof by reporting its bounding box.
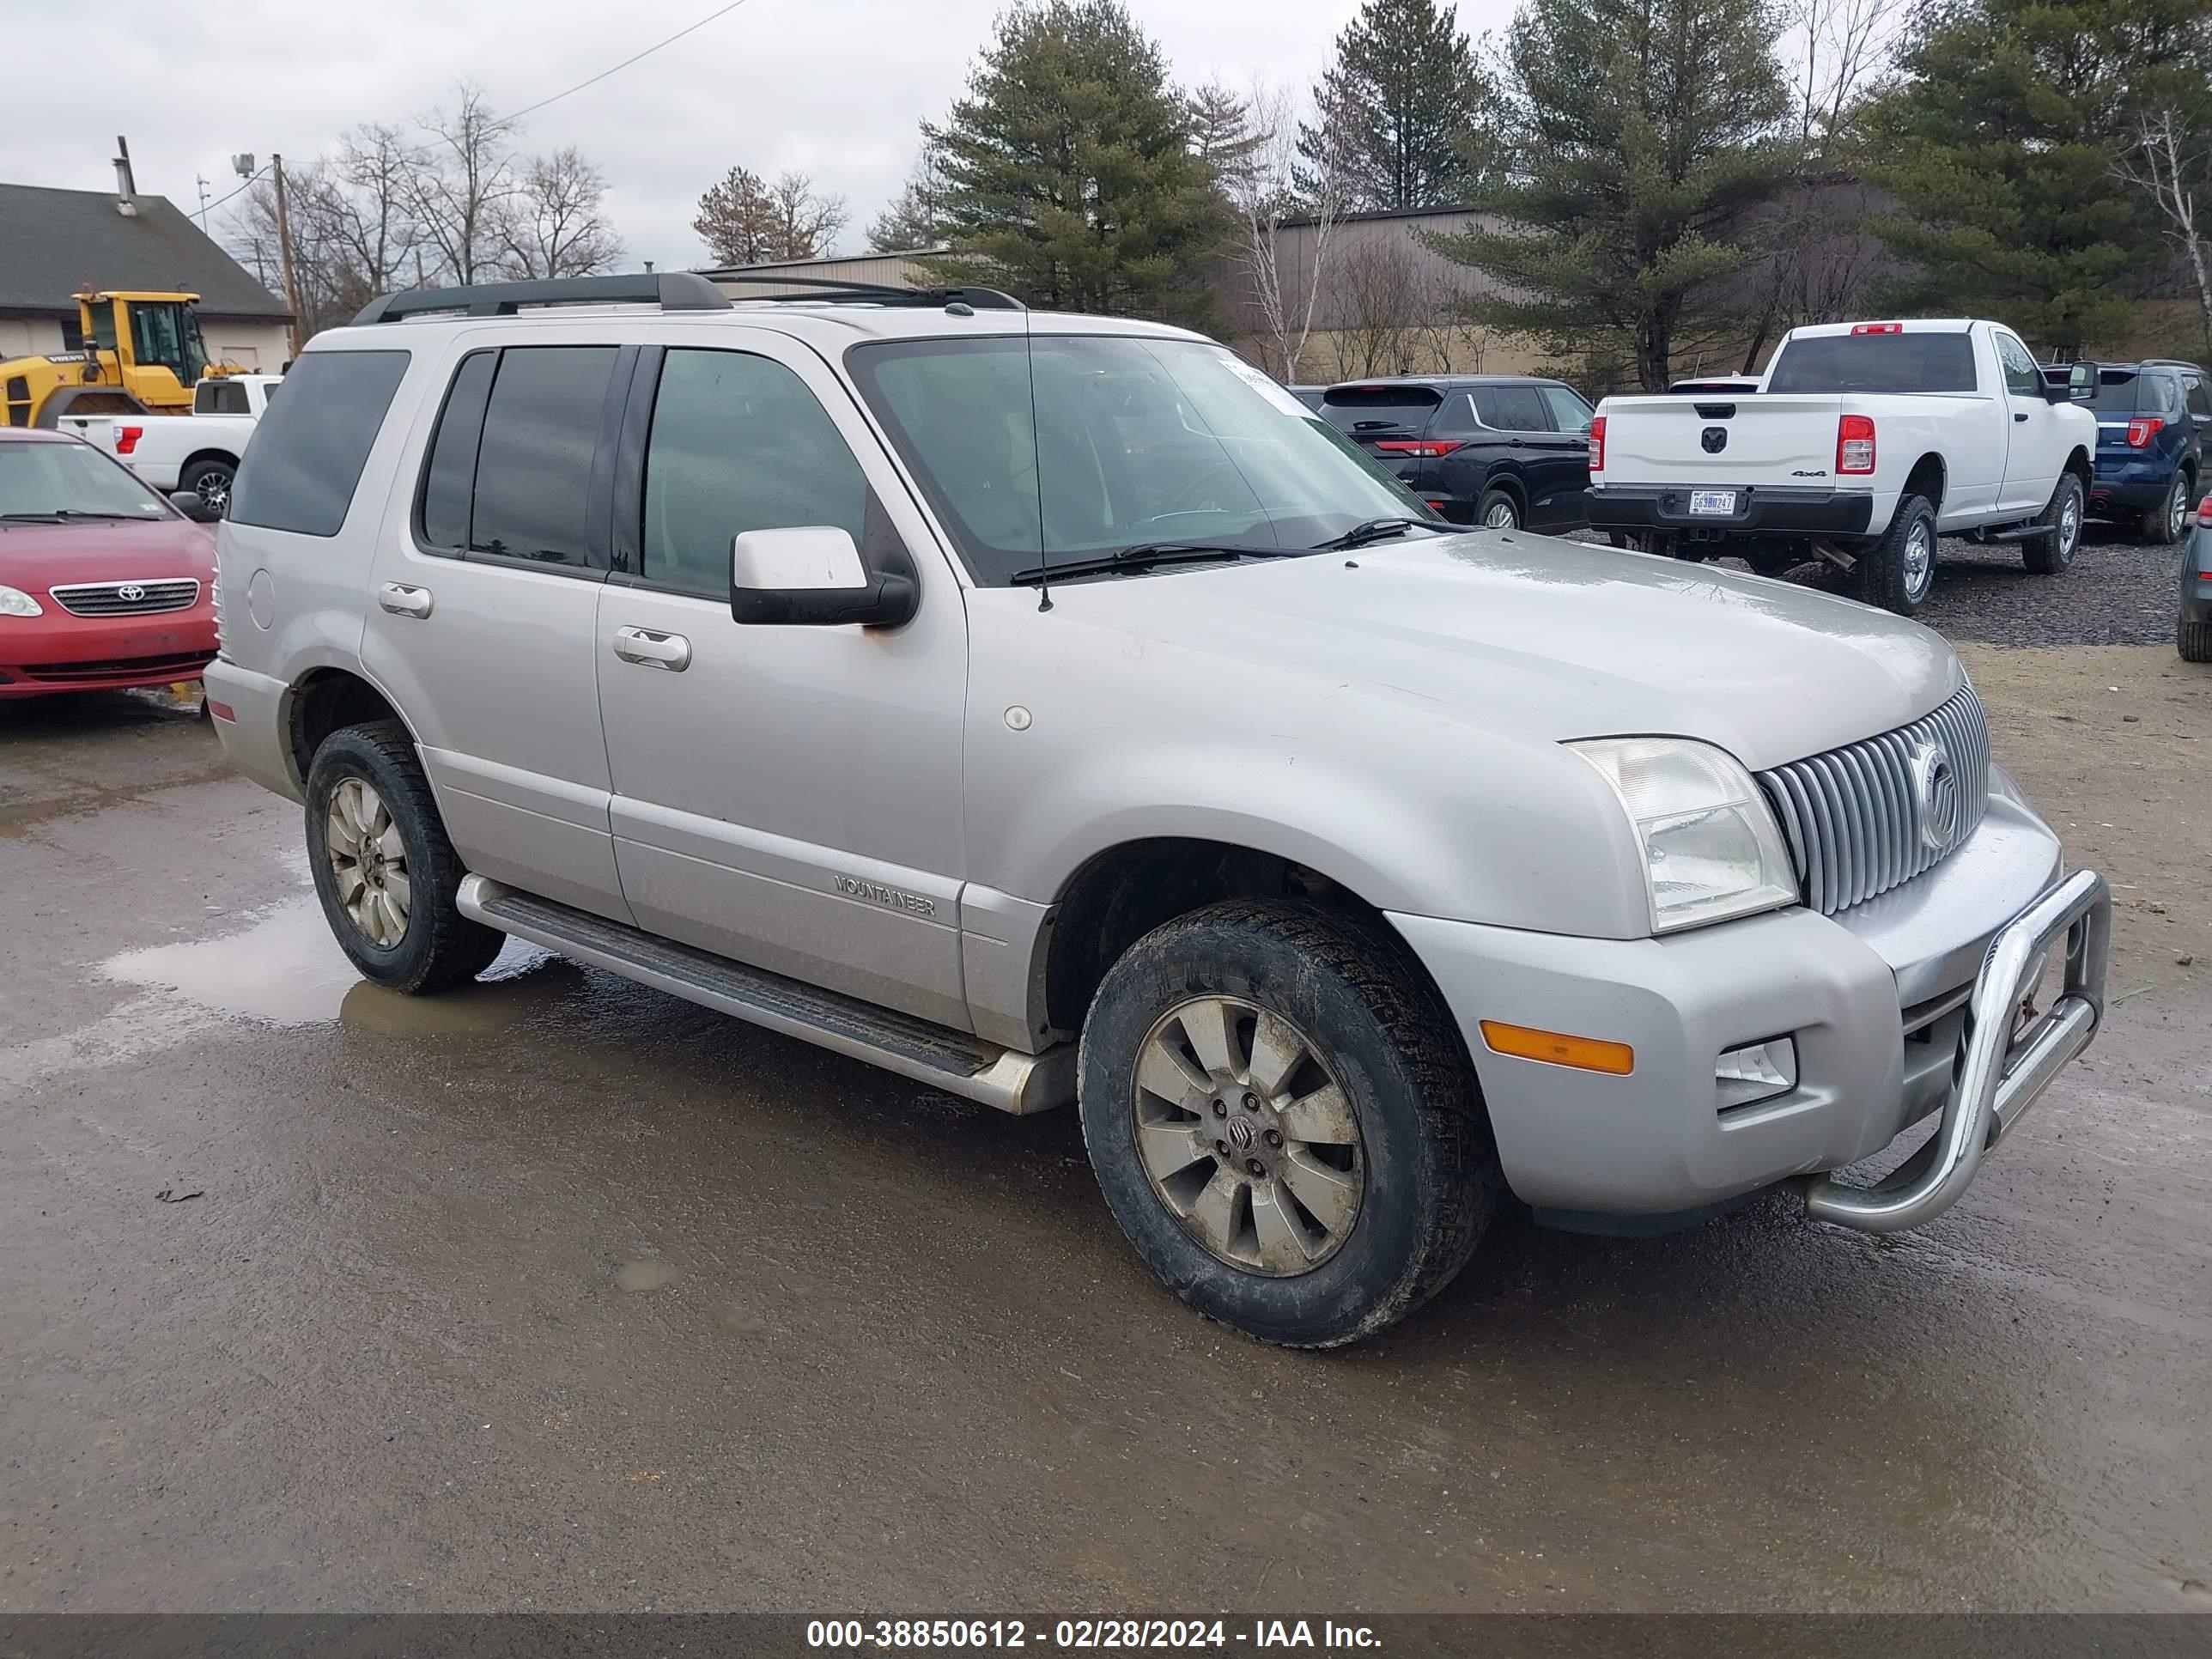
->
[0,179,292,371]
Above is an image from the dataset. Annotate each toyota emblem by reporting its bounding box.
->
[1910,742,1961,851]
[117,582,146,604]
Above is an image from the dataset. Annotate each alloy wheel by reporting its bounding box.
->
[1903,518,1935,602]
[325,776,411,948]
[2170,477,2191,542]
[1484,499,1518,530]
[1129,995,1364,1276]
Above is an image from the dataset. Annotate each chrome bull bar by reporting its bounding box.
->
[1796,867,2111,1233]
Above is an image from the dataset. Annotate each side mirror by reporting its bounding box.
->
[730,526,917,628]
[168,489,221,524]
[2058,362,2099,404]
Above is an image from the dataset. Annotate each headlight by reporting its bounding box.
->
[0,585,42,617]
[1569,737,1798,933]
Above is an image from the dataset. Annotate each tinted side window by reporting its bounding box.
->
[2187,376,2212,420]
[1539,384,1595,433]
[229,349,410,538]
[417,350,497,551]
[1474,386,1549,430]
[641,349,869,595]
[469,346,618,567]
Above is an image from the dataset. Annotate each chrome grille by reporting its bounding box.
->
[1758,684,1990,915]
[47,578,201,617]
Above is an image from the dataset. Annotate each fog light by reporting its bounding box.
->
[1717,1036,1797,1110]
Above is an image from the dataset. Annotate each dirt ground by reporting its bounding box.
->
[1,640,2208,1616]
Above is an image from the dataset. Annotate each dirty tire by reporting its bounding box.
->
[179,457,235,516]
[2145,471,2194,546]
[1855,494,1937,616]
[1078,899,1500,1348]
[1476,489,1522,531]
[2023,472,2085,574]
[2182,609,2212,663]
[304,720,503,994]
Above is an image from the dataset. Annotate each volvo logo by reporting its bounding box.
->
[1700,427,1728,453]
[1910,742,1961,851]
[116,582,146,604]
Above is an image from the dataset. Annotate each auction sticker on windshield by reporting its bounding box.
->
[1690,489,1738,515]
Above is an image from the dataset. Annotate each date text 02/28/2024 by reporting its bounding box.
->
[805,1619,1382,1650]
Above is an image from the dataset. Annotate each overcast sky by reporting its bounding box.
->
[3,0,1522,287]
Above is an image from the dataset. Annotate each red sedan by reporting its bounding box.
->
[0,430,218,699]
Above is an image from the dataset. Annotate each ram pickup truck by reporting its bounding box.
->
[58,373,280,516]
[1588,320,2098,615]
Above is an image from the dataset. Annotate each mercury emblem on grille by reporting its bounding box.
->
[1910,741,1961,851]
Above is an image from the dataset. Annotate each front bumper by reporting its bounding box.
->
[1392,772,2109,1225]
[1587,482,1877,539]
[0,609,216,697]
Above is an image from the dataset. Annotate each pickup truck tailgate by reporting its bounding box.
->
[1601,393,1846,483]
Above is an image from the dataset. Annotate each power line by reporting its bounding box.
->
[199,162,270,218]
[507,0,759,123]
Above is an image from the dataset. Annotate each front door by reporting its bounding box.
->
[359,337,635,922]
[1994,330,2063,514]
[595,337,971,1030]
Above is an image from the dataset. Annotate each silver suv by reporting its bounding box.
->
[206,273,2111,1347]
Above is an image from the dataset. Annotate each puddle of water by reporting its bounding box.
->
[103,894,563,1030]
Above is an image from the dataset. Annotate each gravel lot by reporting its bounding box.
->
[1917,528,2185,647]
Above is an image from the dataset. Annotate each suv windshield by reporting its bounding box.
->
[0,441,169,520]
[848,335,1427,585]
[1766,331,1978,394]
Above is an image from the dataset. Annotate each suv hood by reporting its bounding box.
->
[1072,531,1961,770]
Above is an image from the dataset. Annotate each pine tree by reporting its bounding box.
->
[917,0,1231,321]
[1296,0,1488,211]
[1427,0,1796,390]
[1188,81,1262,196]
[866,157,951,253]
[1865,0,2212,353]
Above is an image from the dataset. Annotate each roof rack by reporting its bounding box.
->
[711,273,1026,311]
[350,271,732,325]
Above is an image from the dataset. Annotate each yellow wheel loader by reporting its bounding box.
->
[1,289,248,428]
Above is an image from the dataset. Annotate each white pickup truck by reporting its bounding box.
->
[58,374,281,516]
[1586,319,2098,614]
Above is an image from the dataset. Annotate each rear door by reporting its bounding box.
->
[358,334,635,923]
[1528,383,1596,526]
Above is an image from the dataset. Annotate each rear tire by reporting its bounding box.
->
[304,720,504,994]
[1078,899,1500,1347]
[179,458,235,517]
[2023,473,2085,574]
[2144,472,2193,546]
[2181,609,2212,663]
[1854,494,1937,616]
[1476,489,1522,531]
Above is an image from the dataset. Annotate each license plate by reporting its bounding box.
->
[1690,489,1738,515]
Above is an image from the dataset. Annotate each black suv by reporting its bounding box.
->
[1317,374,1596,532]
[2069,359,2211,543]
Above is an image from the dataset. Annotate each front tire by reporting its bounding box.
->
[1855,494,1937,615]
[304,721,504,994]
[1078,899,1500,1347]
[2023,472,2085,574]
[2182,606,2212,663]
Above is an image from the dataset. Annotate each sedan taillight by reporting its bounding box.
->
[1837,414,1876,475]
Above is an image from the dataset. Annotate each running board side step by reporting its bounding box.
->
[456,875,1074,1115]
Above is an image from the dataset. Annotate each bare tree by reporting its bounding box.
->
[408,81,517,285]
[1226,82,1345,383]
[696,167,848,265]
[2116,109,2212,364]
[502,148,623,278]
[1789,0,1905,156]
[1326,230,1425,378]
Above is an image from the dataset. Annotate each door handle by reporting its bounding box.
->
[379,582,433,618]
[2014,411,2029,422]
[612,626,691,672]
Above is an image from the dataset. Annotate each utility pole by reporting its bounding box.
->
[271,152,302,362]
[195,174,211,228]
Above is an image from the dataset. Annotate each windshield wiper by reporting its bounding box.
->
[1313,516,1433,551]
[1006,543,1291,586]
[0,509,137,522]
